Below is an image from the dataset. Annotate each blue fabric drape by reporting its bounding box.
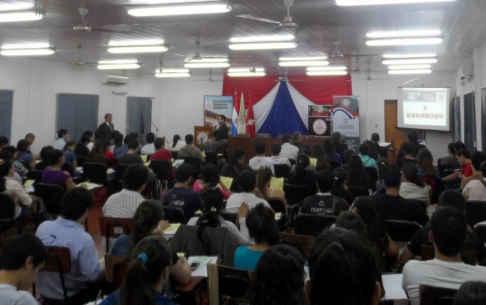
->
[127,97,152,144]
[258,82,308,137]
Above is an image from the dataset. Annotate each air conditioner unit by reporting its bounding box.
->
[103,75,129,86]
[457,59,473,83]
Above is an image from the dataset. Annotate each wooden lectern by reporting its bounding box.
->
[194,126,214,148]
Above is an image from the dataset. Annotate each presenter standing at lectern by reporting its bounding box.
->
[214,114,229,141]
[96,113,114,144]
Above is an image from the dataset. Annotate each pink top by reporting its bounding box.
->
[193,179,232,200]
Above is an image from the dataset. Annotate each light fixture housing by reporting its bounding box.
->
[388,64,432,70]
[279,56,328,61]
[185,58,228,63]
[156,68,190,73]
[336,0,456,6]
[109,39,165,47]
[307,71,348,76]
[307,66,347,71]
[0,9,45,22]
[366,37,443,46]
[366,30,441,38]
[388,69,432,75]
[155,73,191,78]
[97,63,141,70]
[228,68,265,73]
[107,45,169,54]
[382,58,438,65]
[127,1,232,17]
[229,34,295,43]
[382,53,437,59]
[1,42,50,49]
[279,60,329,67]
[0,48,55,56]
[99,59,138,64]
[184,62,231,68]
[229,42,297,51]
[228,72,266,77]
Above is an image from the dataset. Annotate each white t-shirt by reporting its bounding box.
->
[171,141,186,152]
[0,284,38,305]
[402,259,486,305]
[52,138,65,150]
[270,156,291,167]
[225,192,270,212]
[399,182,431,206]
[462,178,486,201]
[249,156,275,174]
[141,143,156,155]
[279,143,299,160]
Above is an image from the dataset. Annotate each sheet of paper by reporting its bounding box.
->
[106,168,115,174]
[144,161,150,167]
[23,179,35,191]
[76,167,83,173]
[187,256,218,277]
[219,176,233,189]
[163,223,181,236]
[270,177,284,190]
[382,274,406,300]
[77,182,101,190]
[275,212,282,220]
[141,155,148,163]
[172,159,184,168]
[201,151,206,158]
[309,158,317,166]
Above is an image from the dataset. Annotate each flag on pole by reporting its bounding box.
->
[246,94,256,136]
[237,93,247,134]
[231,90,238,136]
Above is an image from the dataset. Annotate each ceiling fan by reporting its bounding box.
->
[70,43,96,66]
[187,38,232,62]
[330,40,379,59]
[194,70,222,83]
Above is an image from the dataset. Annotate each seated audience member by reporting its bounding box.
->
[114,134,132,158]
[151,137,173,161]
[351,197,399,259]
[193,163,231,199]
[74,135,90,157]
[307,227,382,305]
[331,168,355,205]
[36,146,53,171]
[220,148,252,191]
[63,141,77,169]
[82,131,95,151]
[249,141,275,174]
[332,131,348,157]
[129,132,139,142]
[171,134,185,152]
[439,142,461,168]
[399,190,486,266]
[0,160,33,222]
[323,138,343,165]
[103,164,148,218]
[289,154,318,194]
[103,141,115,166]
[110,201,191,284]
[117,140,143,165]
[0,233,47,305]
[162,163,202,220]
[463,159,486,201]
[178,134,205,163]
[443,149,472,183]
[226,170,270,212]
[86,142,107,166]
[234,203,279,271]
[396,142,418,169]
[399,164,431,206]
[256,166,287,209]
[398,131,425,159]
[24,133,39,160]
[291,132,303,150]
[402,208,486,305]
[416,148,439,178]
[101,237,176,305]
[1,148,28,181]
[342,148,354,165]
[248,244,306,305]
[36,188,105,303]
[371,165,428,225]
[187,188,249,244]
[200,132,228,154]
[359,143,378,170]
[41,150,75,190]
[461,151,486,189]
[141,132,156,155]
[0,136,9,151]
[53,129,69,150]
[454,281,486,305]
[365,140,380,160]
[279,134,299,160]
[371,133,387,159]
[299,169,349,216]
[335,211,370,240]
[16,140,35,171]
[270,143,291,168]
[346,154,371,192]
[312,142,330,172]
[113,131,124,151]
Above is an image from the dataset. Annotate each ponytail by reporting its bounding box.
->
[196,188,223,242]
[295,154,310,180]
[172,135,180,149]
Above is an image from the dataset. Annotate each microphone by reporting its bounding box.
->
[151,119,160,137]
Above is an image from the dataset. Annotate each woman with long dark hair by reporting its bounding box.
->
[416,148,439,178]
[289,154,318,193]
[331,168,355,205]
[399,163,431,206]
[312,142,330,172]
[171,134,185,151]
[346,154,370,192]
[87,142,107,166]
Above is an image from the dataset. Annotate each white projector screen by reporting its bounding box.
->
[397,87,451,132]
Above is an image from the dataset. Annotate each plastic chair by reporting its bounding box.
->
[288,158,296,166]
[105,254,129,288]
[364,167,379,184]
[34,183,65,217]
[274,164,291,179]
[183,157,201,171]
[217,265,253,304]
[205,152,219,168]
[115,164,128,191]
[348,185,368,197]
[294,214,337,236]
[83,162,108,184]
[27,170,43,183]
[98,216,134,253]
[35,160,48,171]
[279,232,314,260]
[150,160,174,189]
[419,285,457,305]
[40,246,72,302]
[384,219,421,242]
[171,151,178,160]
[283,184,312,206]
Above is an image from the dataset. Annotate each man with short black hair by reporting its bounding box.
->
[0,233,47,305]
[402,207,486,305]
[36,188,104,303]
[225,170,270,212]
[371,133,387,158]
[291,131,303,150]
[397,131,425,159]
[462,152,486,200]
[249,141,274,174]
[214,114,229,141]
[178,134,205,163]
[75,135,91,157]
[162,163,203,219]
[151,137,173,161]
[114,134,133,158]
[371,165,428,225]
[299,169,349,216]
[53,129,69,150]
[117,140,143,165]
[96,113,114,143]
[270,143,291,167]
[0,136,9,152]
[141,132,156,155]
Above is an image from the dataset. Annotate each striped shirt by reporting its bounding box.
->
[102,189,144,218]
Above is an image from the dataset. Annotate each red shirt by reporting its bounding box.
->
[461,161,473,177]
[151,149,173,161]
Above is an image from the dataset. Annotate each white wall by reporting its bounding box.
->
[352,72,456,160]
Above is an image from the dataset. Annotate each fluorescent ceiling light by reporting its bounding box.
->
[279,56,328,61]
[228,68,265,73]
[108,45,169,54]
[228,72,266,77]
[307,66,347,71]
[307,71,348,76]
[108,75,129,79]
[367,37,443,46]
[382,58,438,65]
[1,42,50,50]
[98,59,138,64]
[156,68,190,73]
[0,9,44,22]
[382,53,437,59]
[388,64,432,70]
[127,1,232,17]
[155,73,191,78]
[366,30,441,38]
[336,0,456,6]
[184,62,230,68]
[230,34,295,43]
[388,69,432,75]
[0,48,55,56]
[97,63,141,70]
[109,39,165,47]
[185,57,228,63]
[229,42,297,51]
[279,61,329,67]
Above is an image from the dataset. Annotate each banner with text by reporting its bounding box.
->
[204,95,234,136]
[308,105,332,137]
[332,96,360,152]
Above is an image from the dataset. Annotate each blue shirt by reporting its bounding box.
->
[64,149,77,166]
[114,145,128,158]
[35,217,103,299]
[101,290,178,305]
[360,155,378,170]
[17,152,33,165]
[162,187,203,219]
[234,246,264,271]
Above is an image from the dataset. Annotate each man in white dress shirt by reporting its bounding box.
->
[52,129,69,150]
[225,170,270,212]
[141,132,156,155]
[279,135,299,161]
[270,143,291,168]
[249,141,274,174]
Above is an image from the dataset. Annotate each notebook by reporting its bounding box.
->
[219,176,233,189]
[309,158,317,166]
[270,177,284,190]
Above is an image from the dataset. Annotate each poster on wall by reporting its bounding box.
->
[482,89,486,151]
[204,95,234,136]
[332,96,360,152]
[308,105,332,137]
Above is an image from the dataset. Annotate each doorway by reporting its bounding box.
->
[126,97,152,145]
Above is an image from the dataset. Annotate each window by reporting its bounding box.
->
[127,97,152,144]
[0,90,14,139]
[56,94,99,143]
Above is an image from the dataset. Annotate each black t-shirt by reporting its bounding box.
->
[289,170,318,194]
[371,194,429,225]
[117,153,143,165]
[74,143,90,157]
[407,222,486,263]
[299,195,349,216]
[220,163,252,179]
[162,187,203,219]
[331,188,355,205]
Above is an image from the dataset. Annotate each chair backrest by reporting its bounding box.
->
[150,160,173,180]
[384,219,421,242]
[329,160,341,171]
[183,157,201,171]
[421,244,477,266]
[288,158,296,166]
[419,285,457,305]
[465,201,486,228]
[115,164,128,182]
[217,265,253,303]
[42,246,72,301]
[171,151,178,160]
[283,184,313,206]
[27,170,42,183]
[105,254,129,287]
[294,214,337,236]
[83,162,108,184]
[205,152,219,167]
[162,203,188,224]
[279,232,315,260]
[364,167,379,183]
[220,211,237,225]
[34,183,65,215]
[35,160,47,171]
[0,193,16,222]
[266,198,286,214]
[347,185,368,197]
[98,216,135,253]
[274,164,291,179]
[76,155,86,167]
